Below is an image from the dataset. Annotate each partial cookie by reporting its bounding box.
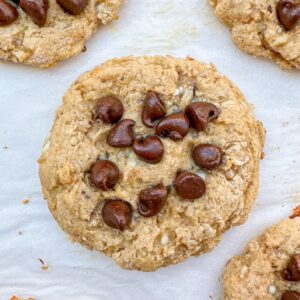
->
[223,209,300,300]
[209,0,300,69]
[0,0,122,67]
[38,56,265,271]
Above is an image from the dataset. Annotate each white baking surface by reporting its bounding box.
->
[0,0,299,299]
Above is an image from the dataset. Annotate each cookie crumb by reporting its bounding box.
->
[10,297,35,300]
[18,230,23,235]
[268,285,277,295]
[38,258,44,264]
[38,258,48,271]
[290,205,300,219]
[282,121,289,127]
[22,199,30,205]
[3,146,8,150]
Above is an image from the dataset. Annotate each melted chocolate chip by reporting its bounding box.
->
[277,0,300,30]
[282,291,300,300]
[96,96,124,124]
[175,171,206,200]
[90,160,119,191]
[133,136,164,164]
[156,112,190,141]
[282,254,300,281]
[185,102,219,131]
[192,144,222,170]
[142,91,166,128]
[107,119,135,148]
[0,0,18,25]
[102,199,132,231]
[20,0,48,26]
[138,185,169,217]
[57,0,87,15]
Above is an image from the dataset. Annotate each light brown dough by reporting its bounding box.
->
[210,0,300,69]
[223,216,300,299]
[38,56,265,271]
[0,0,122,67]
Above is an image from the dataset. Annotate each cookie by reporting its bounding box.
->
[38,56,265,271]
[0,0,122,67]
[223,209,300,300]
[209,0,300,69]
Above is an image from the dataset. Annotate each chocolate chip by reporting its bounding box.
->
[192,144,222,170]
[185,102,219,131]
[57,0,87,15]
[90,160,119,191]
[156,112,190,141]
[277,0,300,30]
[102,199,132,231]
[282,291,300,300]
[20,0,48,26]
[142,91,166,128]
[282,254,300,281]
[0,0,18,25]
[133,136,164,164]
[96,96,124,124]
[107,119,135,148]
[175,171,206,200]
[138,184,169,217]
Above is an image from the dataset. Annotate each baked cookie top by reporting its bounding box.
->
[210,0,300,69]
[38,56,265,271]
[0,0,122,67]
[223,210,300,300]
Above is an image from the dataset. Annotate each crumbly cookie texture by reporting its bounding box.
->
[209,0,300,69]
[0,0,122,68]
[223,217,300,300]
[38,56,265,271]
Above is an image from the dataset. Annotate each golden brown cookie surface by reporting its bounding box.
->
[223,216,300,299]
[39,56,265,271]
[210,0,300,69]
[0,0,122,67]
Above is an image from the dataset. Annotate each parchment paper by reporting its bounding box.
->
[0,1,299,299]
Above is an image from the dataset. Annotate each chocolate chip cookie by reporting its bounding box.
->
[0,0,122,67]
[38,56,265,271]
[209,0,300,69]
[223,208,300,300]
